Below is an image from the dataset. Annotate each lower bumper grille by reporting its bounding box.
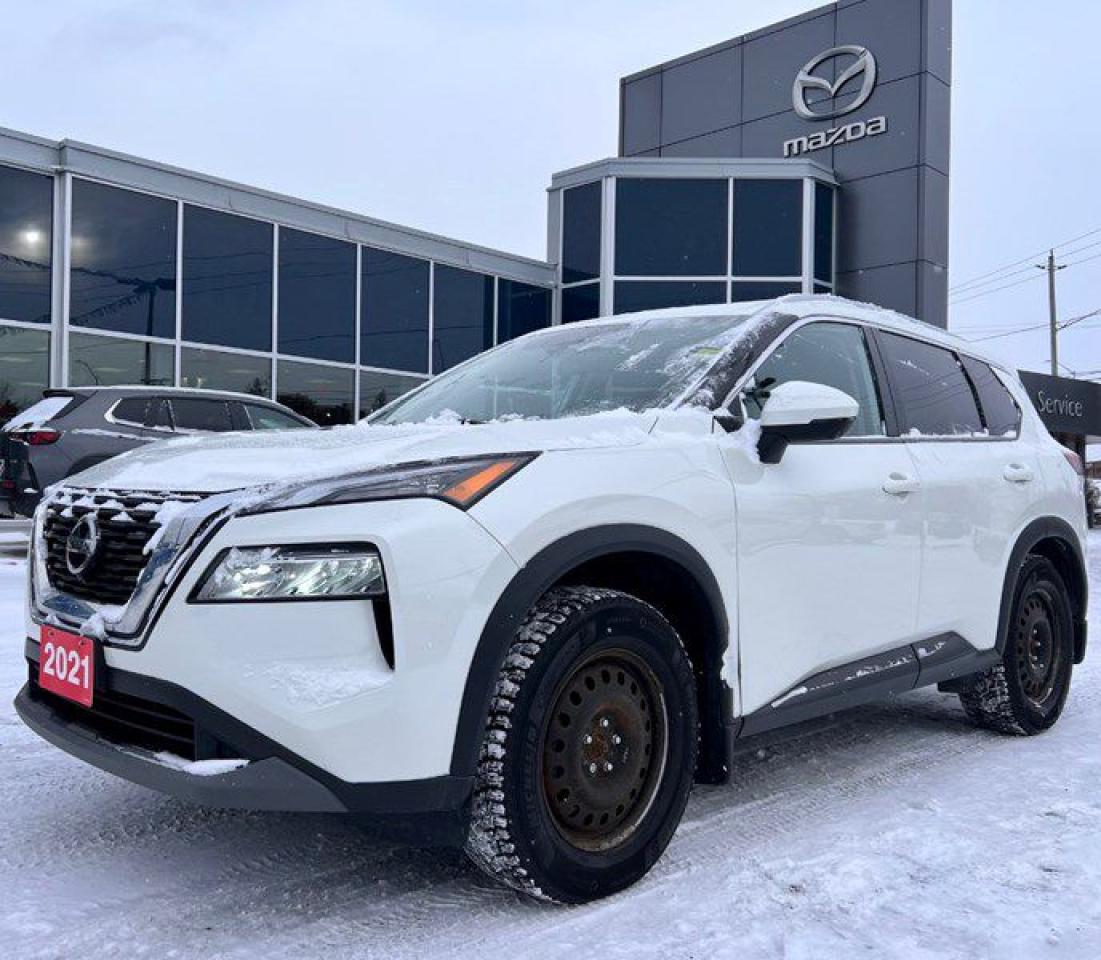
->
[28,661,199,761]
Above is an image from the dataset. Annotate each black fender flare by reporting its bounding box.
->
[449,524,730,777]
[998,516,1087,664]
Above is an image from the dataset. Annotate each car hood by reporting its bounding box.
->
[64,411,660,495]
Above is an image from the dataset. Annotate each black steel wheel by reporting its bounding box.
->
[960,555,1074,735]
[465,586,698,903]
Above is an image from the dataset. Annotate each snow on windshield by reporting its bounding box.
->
[372,313,752,426]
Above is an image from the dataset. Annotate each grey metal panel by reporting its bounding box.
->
[920,73,951,176]
[829,76,921,181]
[660,126,742,158]
[835,261,918,317]
[621,73,662,156]
[918,167,949,268]
[923,0,953,85]
[740,109,831,169]
[742,12,837,123]
[659,46,742,145]
[837,0,922,84]
[549,156,837,192]
[0,126,61,172]
[916,260,948,329]
[836,167,919,271]
[52,142,554,286]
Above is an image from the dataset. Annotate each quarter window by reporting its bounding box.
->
[245,404,307,430]
[110,397,150,427]
[877,332,983,436]
[742,322,885,437]
[960,356,1020,437]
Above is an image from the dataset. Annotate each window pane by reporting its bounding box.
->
[0,165,52,324]
[68,332,174,387]
[615,179,727,277]
[182,205,272,351]
[70,180,176,338]
[358,370,426,418]
[878,332,983,436]
[278,227,356,363]
[0,325,49,421]
[181,347,270,397]
[814,183,834,283]
[170,397,232,432]
[961,356,1020,436]
[562,181,602,285]
[432,265,493,372]
[277,359,354,425]
[110,397,149,426]
[733,179,803,277]
[614,281,726,314]
[731,281,802,302]
[361,248,429,372]
[497,280,551,342]
[245,404,309,430]
[561,283,600,324]
[743,322,884,437]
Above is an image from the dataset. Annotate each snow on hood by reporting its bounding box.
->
[66,410,660,494]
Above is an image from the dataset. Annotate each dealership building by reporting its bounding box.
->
[0,0,1096,449]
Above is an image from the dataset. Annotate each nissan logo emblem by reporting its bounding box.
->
[65,514,100,578]
[792,44,878,121]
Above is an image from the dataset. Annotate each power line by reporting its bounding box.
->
[949,225,1101,294]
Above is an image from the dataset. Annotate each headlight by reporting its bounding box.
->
[192,544,386,602]
[251,453,538,513]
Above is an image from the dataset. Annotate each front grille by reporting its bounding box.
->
[43,488,206,605]
[29,661,199,761]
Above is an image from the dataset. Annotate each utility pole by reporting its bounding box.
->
[1037,250,1067,376]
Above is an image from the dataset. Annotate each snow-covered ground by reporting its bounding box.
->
[2,539,1100,960]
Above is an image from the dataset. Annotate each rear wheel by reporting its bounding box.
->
[465,586,698,903]
[959,555,1074,735]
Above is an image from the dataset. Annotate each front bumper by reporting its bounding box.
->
[15,657,475,843]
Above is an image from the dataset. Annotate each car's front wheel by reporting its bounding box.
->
[959,555,1074,735]
[465,585,698,903]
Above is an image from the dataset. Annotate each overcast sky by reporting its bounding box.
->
[3,0,1099,378]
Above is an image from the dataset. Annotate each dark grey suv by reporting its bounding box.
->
[0,387,316,517]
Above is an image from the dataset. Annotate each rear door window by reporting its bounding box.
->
[169,397,233,432]
[877,332,983,436]
[245,404,308,430]
[742,321,886,437]
[960,356,1021,437]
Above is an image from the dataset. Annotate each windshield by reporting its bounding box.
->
[371,313,749,425]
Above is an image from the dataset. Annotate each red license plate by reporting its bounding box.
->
[39,626,95,708]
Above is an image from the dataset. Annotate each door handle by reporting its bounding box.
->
[1003,463,1034,484]
[882,472,921,496]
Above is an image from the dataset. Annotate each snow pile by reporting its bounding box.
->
[150,753,250,777]
[241,656,390,708]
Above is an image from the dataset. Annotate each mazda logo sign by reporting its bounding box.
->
[793,45,877,121]
[65,514,100,579]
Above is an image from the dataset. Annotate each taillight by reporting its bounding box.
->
[1062,448,1085,476]
[11,429,61,445]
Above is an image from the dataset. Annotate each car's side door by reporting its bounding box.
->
[875,332,1030,653]
[720,319,924,717]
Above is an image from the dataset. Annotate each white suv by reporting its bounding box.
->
[16,295,1088,902]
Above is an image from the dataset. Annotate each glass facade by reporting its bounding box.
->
[70,180,177,338]
[498,279,551,342]
[0,325,49,422]
[68,331,174,387]
[359,369,427,418]
[277,359,354,426]
[361,248,429,373]
[181,347,271,396]
[182,205,273,351]
[556,171,833,321]
[278,227,356,363]
[0,165,52,325]
[432,264,494,372]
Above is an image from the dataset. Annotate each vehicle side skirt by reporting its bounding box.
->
[737,633,999,738]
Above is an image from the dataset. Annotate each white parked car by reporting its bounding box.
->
[17,295,1088,903]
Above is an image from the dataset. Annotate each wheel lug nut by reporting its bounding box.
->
[588,762,597,774]
[600,717,610,728]
[583,734,593,745]
[612,734,622,745]
[604,761,614,772]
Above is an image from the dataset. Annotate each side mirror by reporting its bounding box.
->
[757,380,859,464]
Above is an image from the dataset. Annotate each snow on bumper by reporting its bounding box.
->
[55,498,518,786]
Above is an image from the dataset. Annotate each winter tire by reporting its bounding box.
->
[959,555,1074,735]
[464,585,698,903]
